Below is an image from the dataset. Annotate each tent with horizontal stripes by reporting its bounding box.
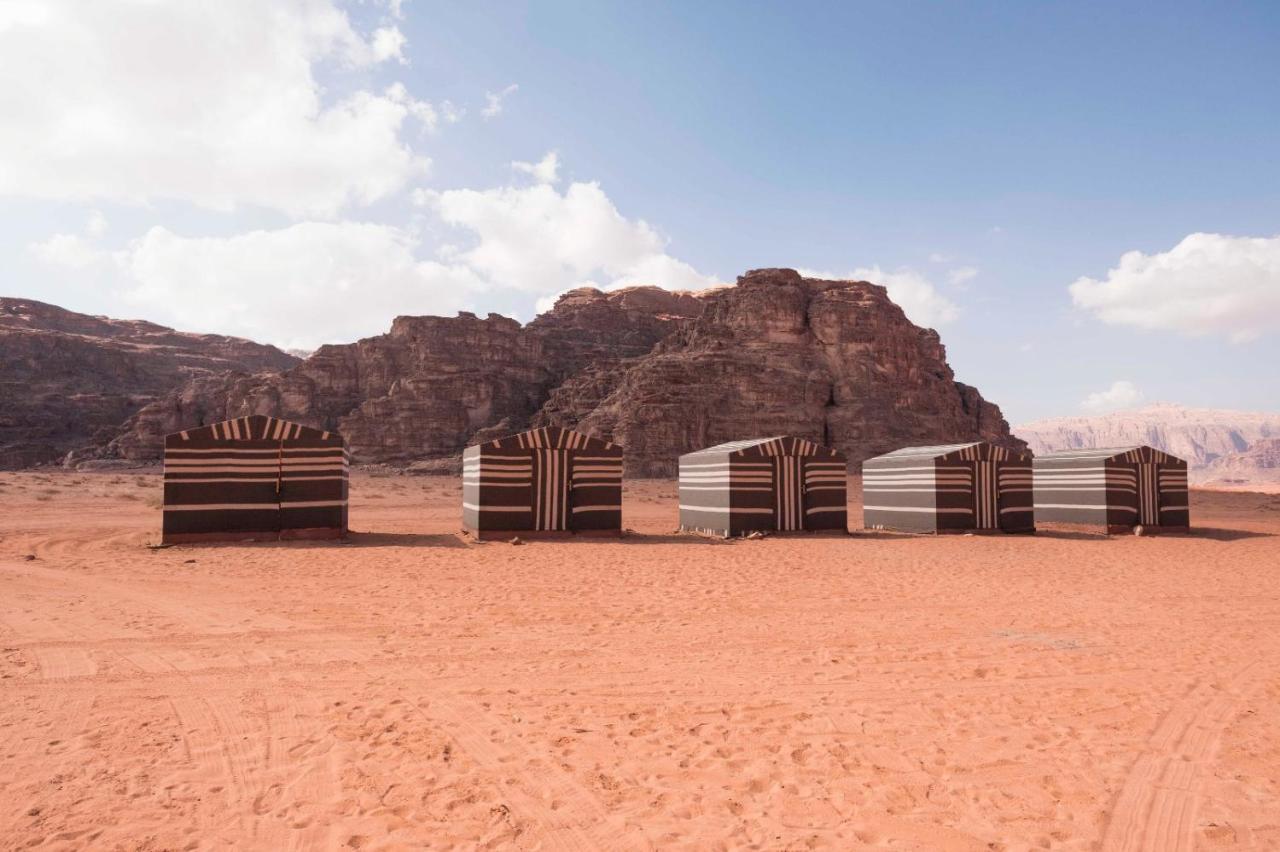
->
[1033,445,1189,533]
[162,415,349,544]
[678,437,847,537]
[462,426,623,540]
[862,442,1034,534]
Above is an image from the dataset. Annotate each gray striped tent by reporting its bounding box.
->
[678,437,848,537]
[1034,446,1189,533]
[862,442,1034,534]
[462,426,623,540]
[162,415,349,544]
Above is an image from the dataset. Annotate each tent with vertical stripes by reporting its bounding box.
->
[678,437,847,537]
[162,415,349,544]
[462,426,623,540]
[1033,446,1189,533]
[862,442,1034,534]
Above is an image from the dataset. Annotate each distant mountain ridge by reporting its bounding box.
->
[1015,403,1280,484]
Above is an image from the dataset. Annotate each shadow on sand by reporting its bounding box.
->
[338,531,470,549]
[1183,526,1273,542]
[1030,529,1115,541]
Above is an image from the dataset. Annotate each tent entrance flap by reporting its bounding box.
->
[1138,463,1159,526]
[974,460,998,530]
[532,449,570,531]
[773,456,804,531]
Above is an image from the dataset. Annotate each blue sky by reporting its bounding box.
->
[3,1,1278,424]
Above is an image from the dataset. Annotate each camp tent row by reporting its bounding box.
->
[161,421,1190,541]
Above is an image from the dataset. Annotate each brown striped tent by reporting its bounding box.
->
[462,426,623,540]
[162,415,349,544]
[1033,446,1189,533]
[862,442,1034,534]
[678,437,848,537]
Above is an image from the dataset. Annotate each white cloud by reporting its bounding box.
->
[1070,233,1280,343]
[29,233,106,271]
[370,25,407,63]
[420,175,720,298]
[32,156,721,348]
[482,84,519,119]
[512,151,560,185]
[85,210,108,238]
[0,0,436,217]
[947,266,978,288]
[1081,380,1145,413]
[439,100,464,125]
[799,265,960,329]
[117,223,484,351]
[28,208,111,269]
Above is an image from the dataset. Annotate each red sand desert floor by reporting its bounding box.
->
[2,471,1279,850]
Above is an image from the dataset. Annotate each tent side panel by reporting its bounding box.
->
[997,460,1035,531]
[802,458,847,531]
[862,458,937,533]
[279,436,348,537]
[934,462,977,531]
[464,448,534,532]
[568,449,623,532]
[1032,457,1110,526]
[729,459,776,535]
[461,445,483,532]
[678,453,733,535]
[1104,460,1142,529]
[162,436,281,542]
[1157,461,1190,528]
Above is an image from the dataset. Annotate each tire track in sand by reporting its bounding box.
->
[424,696,644,852]
[1100,661,1263,852]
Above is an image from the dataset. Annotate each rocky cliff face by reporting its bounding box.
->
[1015,404,1280,472]
[0,298,299,469]
[99,286,706,465]
[535,269,1022,474]
[79,271,1021,474]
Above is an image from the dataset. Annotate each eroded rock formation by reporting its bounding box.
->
[0,298,298,468]
[76,271,1022,474]
[100,287,705,465]
[534,269,1022,474]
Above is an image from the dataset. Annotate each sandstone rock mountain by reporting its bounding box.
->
[536,268,1023,475]
[0,298,299,469]
[1015,403,1280,479]
[100,286,707,465]
[92,270,1022,474]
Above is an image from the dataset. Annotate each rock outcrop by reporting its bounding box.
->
[0,298,299,469]
[99,286,706,465]
[1015,404,1280,471]
[535,269,1022,474]
[77,271,1021,474]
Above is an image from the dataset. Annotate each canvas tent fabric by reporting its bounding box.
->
[1033,446,1189,532]
[462,426,623,539]
[678,437,848,537]
[162,415,349,544]
[862,442,1034,534]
